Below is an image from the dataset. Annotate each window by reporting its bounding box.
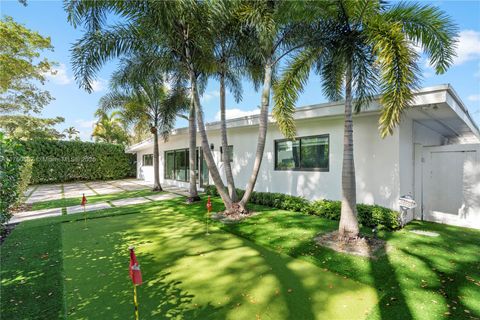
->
[165,151,175,179]
[275,135,329,171]
[164,148,189,182]
[143,154,153,166]
[220,145,233,162]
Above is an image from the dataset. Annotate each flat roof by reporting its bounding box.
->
[126,84,479,152]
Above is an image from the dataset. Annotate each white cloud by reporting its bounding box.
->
[201,90,220,103]
[74,119,95,141]
[90,79,106,92]
[214,108,260,121]
[468,94,480,102]
[46,63,72,85]
[454,30,480,65]
[75,119,95,128]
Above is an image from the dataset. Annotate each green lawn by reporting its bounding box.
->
[30,189,158,211]
[1,197,479,319]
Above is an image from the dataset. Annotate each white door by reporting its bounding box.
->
[422,145,480,228]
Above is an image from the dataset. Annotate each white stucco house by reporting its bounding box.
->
[127,84,480,229]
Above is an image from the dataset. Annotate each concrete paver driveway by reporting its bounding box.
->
[25,179,153,204]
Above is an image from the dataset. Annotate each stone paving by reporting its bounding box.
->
[9,208,63,224]
[8,180,194,225]
[24,179,153,204]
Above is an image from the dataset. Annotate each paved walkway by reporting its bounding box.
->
[25,179,153,204]
[9,193,180,225]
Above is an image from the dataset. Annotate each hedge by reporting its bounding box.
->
[204,185,401,230]
[0,133,27,227]
[20,140,136,184]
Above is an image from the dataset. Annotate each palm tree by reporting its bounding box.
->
[98,56,188,191]
[66,0,306,213]
[207,0,264,202]
[273,1,457,238]
[232,0,317,212]
[92,110,129,145]
[63,126,80,140]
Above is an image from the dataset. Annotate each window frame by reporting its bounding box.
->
[142,154,153,166]
[220,145,234,162]
[164,148,190,182]
[274,134,329,172]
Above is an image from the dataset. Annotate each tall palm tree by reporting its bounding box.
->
[273,1,457,238]
[66,0,307,213]
[98,56,188,191]
[63,126,80,140]
[92,110,129,145]
[233,0,318,212]
[207,0,263,202]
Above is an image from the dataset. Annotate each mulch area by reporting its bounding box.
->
[315,231,388,259]
[211,211,258,224]
[0,224,17,245]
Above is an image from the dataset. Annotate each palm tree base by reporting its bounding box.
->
[152,185,163,192]
[186,195,201,203]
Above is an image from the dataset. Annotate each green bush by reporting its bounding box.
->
[204,184,401,230]
[20,140,136,184]
[0,133,25,227]
[15,156,33,206]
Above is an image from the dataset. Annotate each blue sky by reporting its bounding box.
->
[2,0,480,141]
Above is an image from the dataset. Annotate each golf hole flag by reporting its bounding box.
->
[81,194,87,206]
[129,246,142,285]
[206,196,212,213]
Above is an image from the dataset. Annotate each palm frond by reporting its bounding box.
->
[384,2,458,74]
[367,19,420,137]
[273,47,323,139]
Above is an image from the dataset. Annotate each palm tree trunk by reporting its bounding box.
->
[152,128,162,192]
[239,61,273,211]
[219,72,237,201]
[338,66,359,239]
[189,70,233,211]
[188,100,200,201]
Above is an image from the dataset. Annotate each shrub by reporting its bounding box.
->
[201,185,401,230]
[15,156,33,206]
[0,133,25,227]
[20,139,136,184]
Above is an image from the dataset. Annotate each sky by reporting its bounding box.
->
[2,0,480,141]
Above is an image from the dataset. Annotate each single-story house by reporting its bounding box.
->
[127,84,480,229]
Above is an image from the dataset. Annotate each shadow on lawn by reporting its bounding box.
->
[64,225,220,319]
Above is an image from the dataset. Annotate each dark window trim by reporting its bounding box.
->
[220,145,234,162]
[164,148,189,182]
[142,154,153,166]
[274,134,329,172]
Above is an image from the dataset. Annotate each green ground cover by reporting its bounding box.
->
[30,189,156,211]
[1,197,479,319]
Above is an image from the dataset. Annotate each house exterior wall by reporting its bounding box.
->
[135,113,404,210]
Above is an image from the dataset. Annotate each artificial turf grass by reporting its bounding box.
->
[30,189,158,211]
[2,197,479,319]
[61,208,378,320]
[0,222,64,319]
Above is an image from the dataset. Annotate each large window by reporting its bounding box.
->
[275,135,329,171]
[143,154,153,166]
[220,145,233,162]
[164,149,189,182]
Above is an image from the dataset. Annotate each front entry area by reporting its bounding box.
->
[416,144,480,228]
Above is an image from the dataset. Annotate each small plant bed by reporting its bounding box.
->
[211,210,258,224]
[314,231,388,259]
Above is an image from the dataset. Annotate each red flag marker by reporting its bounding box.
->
[81,194,88,228]
[206,196,212,213]
[81,193,87,206]
[129,246,143,285]
[129,246,142,320]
